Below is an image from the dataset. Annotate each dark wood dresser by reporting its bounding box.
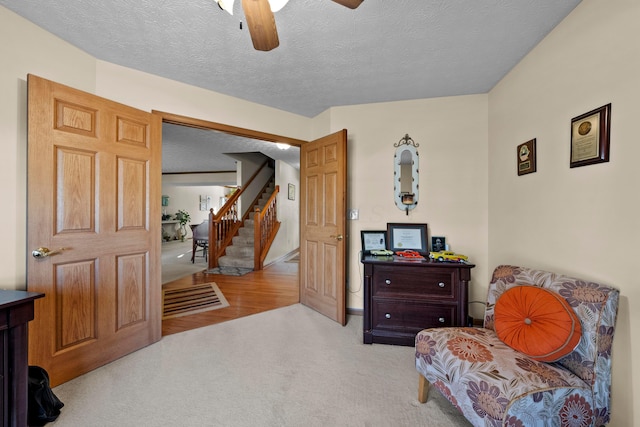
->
[361,256,475,346]
[1,290,44,427]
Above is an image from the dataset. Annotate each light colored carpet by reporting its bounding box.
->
[162,282,229,319]
[162,240,207,284]
[51,304,472,427]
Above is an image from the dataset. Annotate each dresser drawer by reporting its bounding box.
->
[371,298,457,334]
[371,265,457,299]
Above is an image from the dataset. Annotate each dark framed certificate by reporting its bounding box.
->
[387,223,428,254]
[570,104,611,168]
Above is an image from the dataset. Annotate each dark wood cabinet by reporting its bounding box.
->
[1,290,44,427]
[362,256,474,346]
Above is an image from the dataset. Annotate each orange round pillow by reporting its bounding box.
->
[494,285,582,362]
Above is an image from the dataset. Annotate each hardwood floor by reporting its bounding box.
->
[162,259,299,336]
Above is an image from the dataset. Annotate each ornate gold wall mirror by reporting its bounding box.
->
[393,134,419,215]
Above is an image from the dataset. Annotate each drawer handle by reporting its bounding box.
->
[385,313,391,319]
[438,317,446,323]
[385,279,391,285]
[438,282,446,288]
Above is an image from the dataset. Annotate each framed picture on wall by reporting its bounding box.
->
[288,183,295,200]
[570,103,611,168]
[517,138,536,176]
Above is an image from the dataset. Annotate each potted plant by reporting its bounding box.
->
[174,209,191,241]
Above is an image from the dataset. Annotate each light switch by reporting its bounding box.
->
[348,209,359,220]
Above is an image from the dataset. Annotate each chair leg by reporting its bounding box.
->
[418,374,430,403]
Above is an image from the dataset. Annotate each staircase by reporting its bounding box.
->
[217,181,275,269]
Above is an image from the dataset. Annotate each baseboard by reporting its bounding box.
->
[264,247,300,267]
[347,307,363,316]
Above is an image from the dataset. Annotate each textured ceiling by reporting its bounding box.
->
[161,123,300,173]
[2,0,581,173]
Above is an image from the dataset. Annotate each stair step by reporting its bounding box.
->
[232,234,253,246]
[218,255,254,269]
[226,245,253,257]
[238,227,254,238]
[215,177,274,271]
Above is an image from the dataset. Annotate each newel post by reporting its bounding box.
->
[253,208,261,271]
[208,208,218,269]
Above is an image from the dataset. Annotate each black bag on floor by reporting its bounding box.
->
[27,365,64,426]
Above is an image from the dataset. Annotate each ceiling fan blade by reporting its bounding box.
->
[331,0,364,9]
[242,0,279,51]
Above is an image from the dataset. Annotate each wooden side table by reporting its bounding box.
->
[361,255,475,346]
[0,290,44,427]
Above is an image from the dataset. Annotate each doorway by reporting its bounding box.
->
[158,111,303,276]
[156,111,305,334]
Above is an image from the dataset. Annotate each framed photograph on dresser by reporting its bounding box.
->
[387,223,428,255]
[361,230,387,255]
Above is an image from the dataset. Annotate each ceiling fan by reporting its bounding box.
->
[217,0,364,51]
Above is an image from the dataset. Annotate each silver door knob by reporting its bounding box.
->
[32,247,65,258]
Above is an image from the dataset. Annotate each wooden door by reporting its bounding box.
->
[26,75,162,386]
[300,130,347,325]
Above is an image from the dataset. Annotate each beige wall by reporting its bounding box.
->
[320,95,489,313]
[0,7,97,288]
[488,0,639,424]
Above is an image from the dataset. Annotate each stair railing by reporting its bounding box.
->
[208,191,242,269]
[208,160,269,269]
[253,185,281,271]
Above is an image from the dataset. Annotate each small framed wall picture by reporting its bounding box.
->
[288,183,295,200]
[517,138,536,176]
[361,230,387,255]
[570,103,611,168]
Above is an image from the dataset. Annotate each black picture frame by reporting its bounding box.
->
[361,230,387,255]
[431,236,446,252]
[387,223,428,254]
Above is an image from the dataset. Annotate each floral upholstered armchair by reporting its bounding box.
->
[415,265,619,426]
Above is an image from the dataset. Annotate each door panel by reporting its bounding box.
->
[27,75,161,386]
[300,130,347,325]
[56,261,95,349]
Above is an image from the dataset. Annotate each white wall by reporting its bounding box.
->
[264,159,300,264]
[160,180,228,239]
[234,153,273,218]
[317,95,489,312]
[488,0,639,423]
